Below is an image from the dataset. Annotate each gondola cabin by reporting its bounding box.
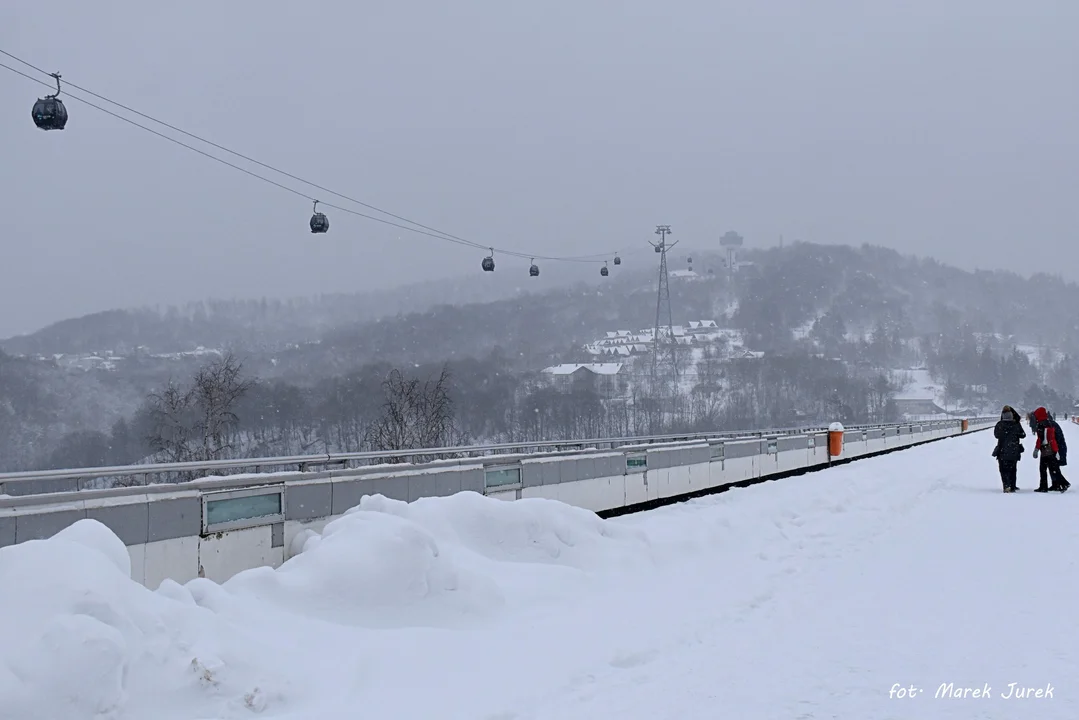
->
[32,96,68,131]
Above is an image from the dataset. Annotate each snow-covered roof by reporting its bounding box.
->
[894,399,946,413]
[543,363,624,376]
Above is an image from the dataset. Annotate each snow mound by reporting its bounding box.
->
[0,520,279,720]
[0,520,144,718]
[350,491,653,570]
[224,502,506,628]
[0,492,660,717]
[225,491,653,627]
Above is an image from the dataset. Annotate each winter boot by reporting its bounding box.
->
[1036,485,1050,493]
[1004,486,1016,493]
[1057,480,1071,492]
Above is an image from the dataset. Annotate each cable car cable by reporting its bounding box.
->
[2,63,513,254]
[0,49,624,265]
[0,49,484,248]
[1,61,590,258]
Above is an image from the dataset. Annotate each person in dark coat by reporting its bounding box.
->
[993,405,1025,492]
[1032,406,1070,493]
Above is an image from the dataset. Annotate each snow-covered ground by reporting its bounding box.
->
[1016,342,1060,368]
[893,367,946,403]
[3,431,1077,719]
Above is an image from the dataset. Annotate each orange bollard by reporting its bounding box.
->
[961,419,969,433]
[828,422,844,458]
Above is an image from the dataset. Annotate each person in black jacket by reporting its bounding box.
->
[993,405,1025,493]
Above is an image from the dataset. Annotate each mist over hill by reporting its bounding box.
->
[1,268,598,357]
[2,241,1076,474]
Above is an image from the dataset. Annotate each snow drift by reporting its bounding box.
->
[0,491,656,719]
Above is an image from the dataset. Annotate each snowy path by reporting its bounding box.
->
[521,434,1079,719]
[4,430,1078,719]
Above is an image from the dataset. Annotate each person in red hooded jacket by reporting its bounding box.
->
[1032,406,1070,493]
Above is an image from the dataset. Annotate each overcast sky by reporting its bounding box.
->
[2,1,1076,337]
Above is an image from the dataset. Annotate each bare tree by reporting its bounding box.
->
[367,365,456,459]
[368,369,414,454]
[144,352,253,470]
[146,380,197,464]
[191,352,253,461]
[415,365,456,448]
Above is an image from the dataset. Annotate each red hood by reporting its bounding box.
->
[1034,407,1049,422]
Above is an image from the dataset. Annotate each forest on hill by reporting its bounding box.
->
[2,241,1076,473]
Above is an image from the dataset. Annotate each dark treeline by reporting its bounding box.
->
[922,330,1076,412]
[38,348,900,472]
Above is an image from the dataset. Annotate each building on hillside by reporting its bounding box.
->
[728,346,764,360]
[584,328,654,356]
[893,398,947,419]
[687,320,719,334]
[586,343,635,357]
[595,345,632,357]
[56,353,125,372]
[578,320,725,362]
[652,325,688,341]
[542,363,626,395]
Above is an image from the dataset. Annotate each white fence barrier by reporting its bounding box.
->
[0,418,994,588]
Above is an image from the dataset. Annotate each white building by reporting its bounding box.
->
[542,363,625,394]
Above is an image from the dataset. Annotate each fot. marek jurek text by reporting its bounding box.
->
[935,682,1054,699]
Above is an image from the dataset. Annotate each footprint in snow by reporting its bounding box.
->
[746,591,774,609]
[609,648,659,669]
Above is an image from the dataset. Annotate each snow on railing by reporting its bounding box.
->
[0,418,995,495]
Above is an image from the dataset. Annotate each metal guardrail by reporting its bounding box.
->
[0,418,993,495]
